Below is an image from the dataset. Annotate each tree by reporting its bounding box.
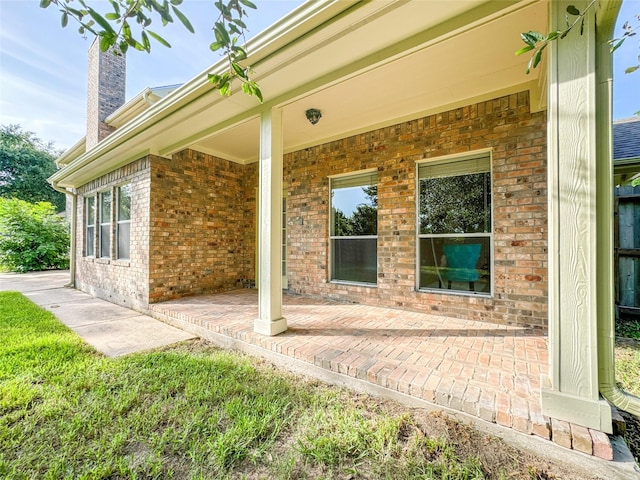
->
[0,198,70,272]
[0,125,65,212]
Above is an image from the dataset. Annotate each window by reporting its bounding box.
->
[85,196,95,257]
[417,154,492,294]
[116,184,131,259]
[330,171,378,284]
[99,190,112,258]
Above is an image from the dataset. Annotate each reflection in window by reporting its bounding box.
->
[99,190,111,258]
[417,155,492,294]
[85,196,95,257]
[116,184,131,259]
[330,172,378,284]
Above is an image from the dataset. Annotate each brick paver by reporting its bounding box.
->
[150,290,547,426]
[148,290,612,458]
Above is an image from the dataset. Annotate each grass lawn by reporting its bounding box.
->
[615,321,640,465]
[0,291,624,479]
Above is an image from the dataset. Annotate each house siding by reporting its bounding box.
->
[284,91,548,328]
[147,150,257,303]
[75,157,150,310]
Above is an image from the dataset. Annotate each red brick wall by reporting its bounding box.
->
[284,91,547,327]
[148,150,257,302]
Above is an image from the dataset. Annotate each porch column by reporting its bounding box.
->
[254,107,287,336]
[542,0,612,431]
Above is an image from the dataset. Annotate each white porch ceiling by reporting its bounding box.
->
[189,0,548,164]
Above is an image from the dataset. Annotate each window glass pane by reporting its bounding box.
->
[332,185,377,236]
[418,237,491,293]
[100,224,110,258]
[117,184,131,221]
[419,172,491,235]
[86,196,95,225]
[100,191,111,221]
[117,222,130,259]
[86,226,94,257]
[331,238,377,284]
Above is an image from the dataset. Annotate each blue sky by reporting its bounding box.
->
[0,0,638,151]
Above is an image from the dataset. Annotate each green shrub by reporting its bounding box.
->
[0,197,69,272]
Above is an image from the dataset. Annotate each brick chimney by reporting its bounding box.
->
[86,38,126,150]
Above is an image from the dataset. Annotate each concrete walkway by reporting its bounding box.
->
[0,270,194,357]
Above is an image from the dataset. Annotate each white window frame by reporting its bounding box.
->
[415,150,494,296]
[98,190,112,259]
[329,168,378,286]
[116,183,131,260]
[85,195,96,257]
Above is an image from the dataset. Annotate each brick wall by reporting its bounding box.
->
[284,91,547,328]
[86,39,125,150]
[75,157,150,310]
[148,150,257,302]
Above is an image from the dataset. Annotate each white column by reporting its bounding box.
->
[254,108,287,336]
[542,0,611,431]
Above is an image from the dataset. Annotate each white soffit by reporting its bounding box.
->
[191,0,547,163]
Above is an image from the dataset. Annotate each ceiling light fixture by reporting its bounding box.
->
[305,108,322,125]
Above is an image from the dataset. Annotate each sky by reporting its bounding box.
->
[0,0,639,152]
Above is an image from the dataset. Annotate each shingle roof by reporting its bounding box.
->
[613,117,640,161]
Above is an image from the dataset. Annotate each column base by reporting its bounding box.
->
[541,376,613,433]
[254,317,287,336]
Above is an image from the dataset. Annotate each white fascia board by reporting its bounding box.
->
[50,0,356,188]
[56,136,86,167]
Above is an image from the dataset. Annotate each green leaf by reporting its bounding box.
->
[515,45,535,56]
[214,22,231,44]
[231,62,246,78]
[99,35,112,52]
[239,0,257,9]
[171,6,194,33]
[625,65,640,74]
[532,46,545,69]
[61,12,68,28]
[39,0,52,8]
[520,31,544,47]
[105,13,120,20]
[566,5,580,16]
[87,8,116,33]
[141,30,151,51]
[147,30,171,48]
[546,30,559,41]
[610,38,625,53]
[209,41,225,52]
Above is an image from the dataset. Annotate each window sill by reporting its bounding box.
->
[417,287,492,298]
[330,280,377,288]
[95,257,111,265]
[83,256,95,263]
[113,259,130,267]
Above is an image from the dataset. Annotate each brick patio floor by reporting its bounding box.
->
[149,289,552,439]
